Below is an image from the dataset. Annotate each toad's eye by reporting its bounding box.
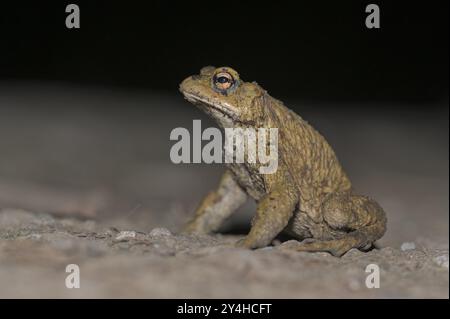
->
[213,72,235,92]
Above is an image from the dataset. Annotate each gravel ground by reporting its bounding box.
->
[0,84,448,298]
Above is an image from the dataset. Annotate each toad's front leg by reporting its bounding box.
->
[183,170,247,234]
[237,185,298,249]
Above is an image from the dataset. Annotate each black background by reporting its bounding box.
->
[0,0,448,104]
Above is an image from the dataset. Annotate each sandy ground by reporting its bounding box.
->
[0,84,448,298]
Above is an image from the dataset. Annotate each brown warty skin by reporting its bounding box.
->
[179,66,386,257]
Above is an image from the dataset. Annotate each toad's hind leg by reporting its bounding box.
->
[282,193,386,257]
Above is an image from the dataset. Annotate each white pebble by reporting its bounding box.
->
[28,233,42,240]
[433,255,449,269]
[401,242,416,251]
[149,227,172,237]
[115,231,137,241]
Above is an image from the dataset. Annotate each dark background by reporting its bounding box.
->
[0,0,448,104]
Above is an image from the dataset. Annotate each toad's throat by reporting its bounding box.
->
[182,92,240,122]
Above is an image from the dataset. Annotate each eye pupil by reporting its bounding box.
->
[217,76,229,84]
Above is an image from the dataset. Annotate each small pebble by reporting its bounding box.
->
[115,231,137,241]
[27,233,42,240]
[344,248,363,256]
[149,227,172,237]
[433,254,449,269]
[401,242,416,251]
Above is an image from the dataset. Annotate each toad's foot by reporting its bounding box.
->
[278,238,364,257]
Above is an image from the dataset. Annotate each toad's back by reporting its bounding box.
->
[265,96,352,217]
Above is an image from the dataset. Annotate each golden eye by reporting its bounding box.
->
[213,72,234,91]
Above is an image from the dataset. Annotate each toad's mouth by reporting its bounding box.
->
[181,91,240,122]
